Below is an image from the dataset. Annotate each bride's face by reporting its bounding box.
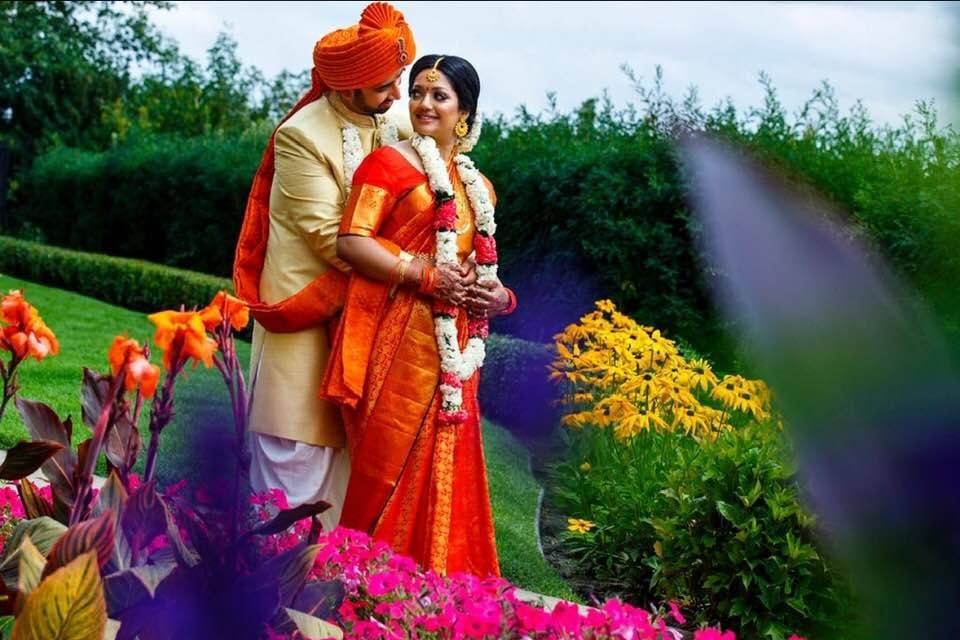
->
[409,69,468,145]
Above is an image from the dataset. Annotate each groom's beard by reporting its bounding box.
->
[349,90,394,116]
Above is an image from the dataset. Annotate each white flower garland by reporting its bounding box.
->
[342,116,400,200]
[411,118,497,425]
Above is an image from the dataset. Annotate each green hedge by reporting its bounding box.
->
[13,127,267,278]
[0,235,231,313]
[479,333,561,441]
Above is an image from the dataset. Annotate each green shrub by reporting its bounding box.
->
[13,127,268,277]
[553,423,850,638]
[0,235,231,313]
[479,333,561,441]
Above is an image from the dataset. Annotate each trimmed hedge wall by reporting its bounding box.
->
[0,235,231,313]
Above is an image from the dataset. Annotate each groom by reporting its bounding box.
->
[233,2,416,530]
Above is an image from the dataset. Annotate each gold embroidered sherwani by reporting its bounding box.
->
[248,93,411,448]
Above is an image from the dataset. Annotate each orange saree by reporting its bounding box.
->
[322,146,500,578]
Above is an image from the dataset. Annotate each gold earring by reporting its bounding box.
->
[454,116,469,138]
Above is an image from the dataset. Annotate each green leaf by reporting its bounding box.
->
[0,616,14,640]
[1,518,67,565]
[92,473,131,572]
[284,608,343,640]
[16,537,46,597]
[716,500,745,527]
[43,510,115,579]
[0,518,66,590]
[103,562,176,616]
[11,551,106,640]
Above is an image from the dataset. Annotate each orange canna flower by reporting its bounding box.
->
[200,291,250,332]
[108,336,161,398]
[147,310,217,370]
[0,290,59,362]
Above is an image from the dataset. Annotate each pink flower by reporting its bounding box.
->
[669,600,687,625]
[550,601,585,633]
[434,199,457,230]
[367,571,402,597]
[512,601,551,634]
[474,234,498,265]
[467,318,489,339]
[440,371,463,388]
[439,409,470,425]
[694,629,737,640]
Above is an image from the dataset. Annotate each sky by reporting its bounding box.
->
[147,1,960,128]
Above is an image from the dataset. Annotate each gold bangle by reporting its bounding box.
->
[388,255,413,299]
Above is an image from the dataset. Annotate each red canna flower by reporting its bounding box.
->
[108,336,160,399]
[147,310,217,370]
[0,290,59,362]
[200,291,250,332]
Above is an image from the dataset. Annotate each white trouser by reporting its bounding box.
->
[248,432,351,533]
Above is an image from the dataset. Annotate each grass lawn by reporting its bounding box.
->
[0,274,574,600]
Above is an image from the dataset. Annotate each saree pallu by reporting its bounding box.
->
[322,146,500,577]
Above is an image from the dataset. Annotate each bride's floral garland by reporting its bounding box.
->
[342,115,400,199]
[411,115,497,426]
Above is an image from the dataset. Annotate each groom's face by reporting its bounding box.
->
[348,68,405,116]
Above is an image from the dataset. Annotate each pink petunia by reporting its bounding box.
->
[669,600,687,625]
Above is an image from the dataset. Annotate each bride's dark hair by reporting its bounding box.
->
[409,55,480,132]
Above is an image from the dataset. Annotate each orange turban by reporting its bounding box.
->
[313,2,416,90]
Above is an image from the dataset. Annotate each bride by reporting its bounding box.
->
[322,54,516,577]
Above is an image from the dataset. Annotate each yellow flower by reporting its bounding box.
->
[684,358,719,392]
[620,370,658,397]
[711,374,744,409]
[561,411,593,430]
[732,388,768,421]
[654,541,663,557]
[596,299,617,314]
[567,518,595,534]
[579,462,591,473]
[673,405,709,435]
[613,408,669,440]
[657,378,697,407]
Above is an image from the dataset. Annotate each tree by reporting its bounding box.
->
[0,1,174,155]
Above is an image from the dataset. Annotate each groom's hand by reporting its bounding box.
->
[459,256,478,287]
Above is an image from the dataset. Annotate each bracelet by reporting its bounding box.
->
[388,256,411,299]
[502,287,517,315]
[418,265,438,295]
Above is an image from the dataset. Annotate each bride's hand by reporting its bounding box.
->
[465,280,510,317]
[432,263,468,306]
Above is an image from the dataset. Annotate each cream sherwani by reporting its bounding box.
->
[248,92,410,528]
